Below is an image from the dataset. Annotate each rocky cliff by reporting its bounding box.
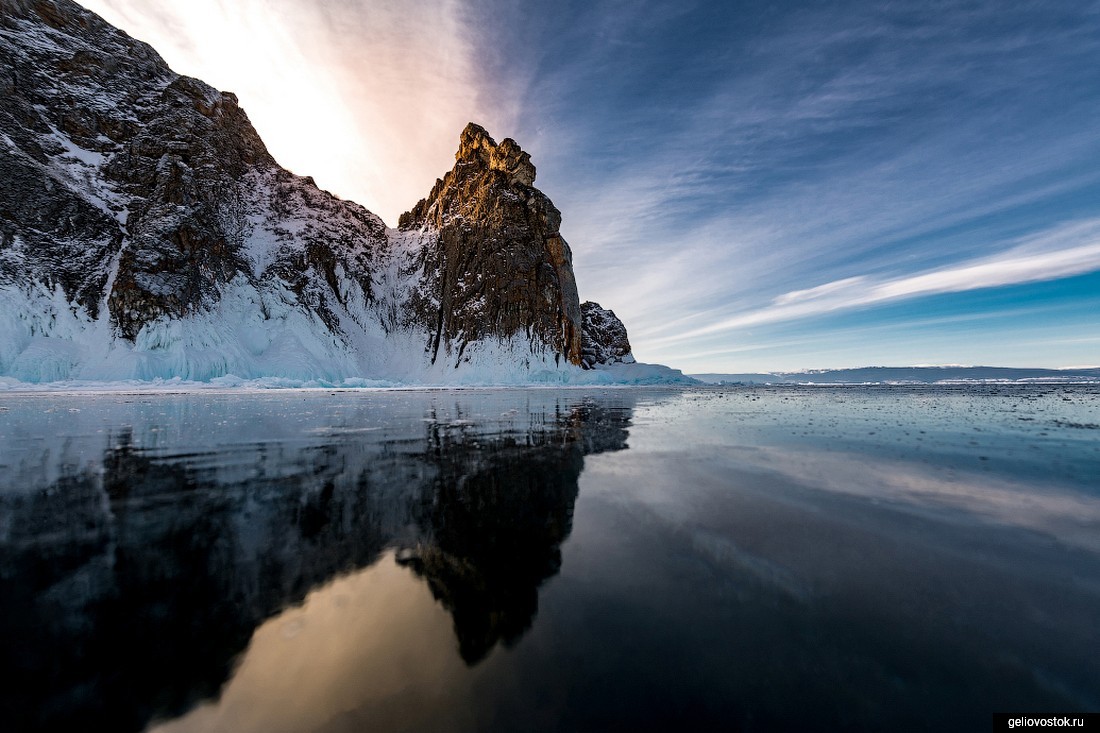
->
[0,0,653,383]
[580,301,634,368]
[399,123,582,368]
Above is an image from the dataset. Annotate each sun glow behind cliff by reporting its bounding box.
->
[80,0,504,226]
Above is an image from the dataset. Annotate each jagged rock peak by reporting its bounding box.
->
[581,302,634,368]
[397,123,583,367]
[455,122,536,187]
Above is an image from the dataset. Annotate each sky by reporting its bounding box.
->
[80,0,1100,372]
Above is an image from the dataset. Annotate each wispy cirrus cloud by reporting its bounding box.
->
[509,1,1100,367]
[772,278,869,307]
[647,220,1100,345]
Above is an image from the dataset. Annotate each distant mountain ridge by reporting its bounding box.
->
[0,0,686,384]
[692,366,1100,384]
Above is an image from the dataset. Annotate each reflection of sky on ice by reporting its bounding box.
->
[617,385,1100,554]
[151,557,476,733]
[1,385,1097,732]
[560,386,1100,727]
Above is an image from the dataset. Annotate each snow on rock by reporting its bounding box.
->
[580,301,635,368]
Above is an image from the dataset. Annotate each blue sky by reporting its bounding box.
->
[83,0,1100,371]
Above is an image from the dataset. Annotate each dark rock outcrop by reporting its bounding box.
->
[581,301,634,368]
[399,123,583,367]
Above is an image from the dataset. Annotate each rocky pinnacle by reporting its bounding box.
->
[400,123,583,367]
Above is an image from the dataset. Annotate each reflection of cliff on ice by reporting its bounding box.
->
[0,390,639,732]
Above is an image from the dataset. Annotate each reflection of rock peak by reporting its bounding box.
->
[0,393,637,731]
[393,400,633,664]
[401,436,581,664]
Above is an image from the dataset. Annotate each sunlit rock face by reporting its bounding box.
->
[399,123,583,367]
[0,1,601,381]
[581,301,634,368]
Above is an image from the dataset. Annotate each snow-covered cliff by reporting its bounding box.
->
[0,0,691,385]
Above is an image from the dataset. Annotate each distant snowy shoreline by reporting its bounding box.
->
[691,366,1100,386]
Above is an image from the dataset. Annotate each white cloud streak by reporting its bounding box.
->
[528,2,1100,365]
[651,220,1100,344]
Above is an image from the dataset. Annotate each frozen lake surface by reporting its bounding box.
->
[1,385,1098,731]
